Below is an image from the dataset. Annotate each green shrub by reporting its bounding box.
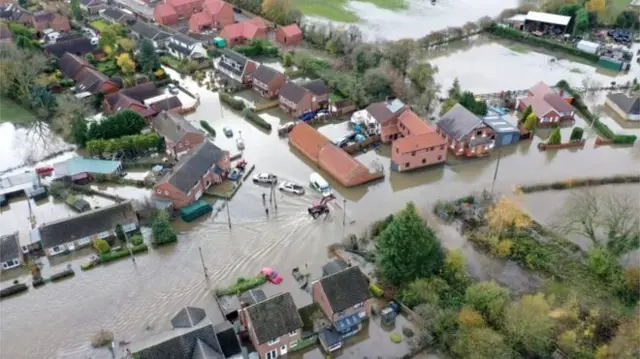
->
[234,39,279,57]
[369,283,384,297]
[242,108,272,131]
[130,234,144,246]
[94,238,110,254]
[613,135,637,144]
[548,128,562,145]
[216,275,267,296]
[569,127,584,141]
[219,93,246,111]
[402,327,415,338]
[152,216,178,246]
[488,25,599,62]
[200,121,216,136]
[98,244,148,263]
[390,332,402,343]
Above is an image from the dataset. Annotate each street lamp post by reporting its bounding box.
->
[226,196,232,229]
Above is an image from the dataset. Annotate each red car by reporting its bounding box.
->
[35,166,54,176]
[261,267,283,284]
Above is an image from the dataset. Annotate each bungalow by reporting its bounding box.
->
[215,49,257,86]
[0,232,24,271]
[80,0,106,14]
[202,0,234,29]
[44,37,97,58]
[154,141,230,209]
[276,24,302,46]
[188,11,213,33]
[152,111,205,158]
[605,93,640,121]
[59,52,92,78]
[130,306,228,359]
[221,16,267,46]
[312,266,372,352]
[238,292,304,359]
[150,96,183,113]
[167,33,207,60]
[103,82,160,117]
[436,103,495,157]
[130,21,172,48]
[33,201,138,257]
[31,11,70,32]
[251,65,286,99]
[53,157,123,182]
[517,81,575,127]
[279,80,329,117]
[74,66,120,94]
[99,7,135,25]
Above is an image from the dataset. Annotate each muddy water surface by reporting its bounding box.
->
[1,63,640,358]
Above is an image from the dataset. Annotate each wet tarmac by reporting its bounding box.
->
[2,48,640,358]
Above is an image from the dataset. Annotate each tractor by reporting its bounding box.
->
[307,194,335,219]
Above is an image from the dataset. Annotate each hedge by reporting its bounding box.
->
[200,121,216,136]
[488,25,599,63]
[369,283,384,297]
[242,108,272,131]
[99,244,148,263]
[555,80,637,144]
[216,275,267,296]
[219,93,246,111]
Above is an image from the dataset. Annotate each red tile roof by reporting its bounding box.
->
[222,17,267,40]
[189,11,211,27]
[203,0,229,15]
[155,3,177,18]
[519,96,554,117]
[279,24,301,37]
[528,81,554,98]
[398,109,433,135]
[168,0,202,7]
[394,132,446,154]
[288,122,330,159]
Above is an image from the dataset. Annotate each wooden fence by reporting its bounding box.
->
[343,135,381,155]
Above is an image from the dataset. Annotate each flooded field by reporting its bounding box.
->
[0,122,73,173]
[2,58,640,358]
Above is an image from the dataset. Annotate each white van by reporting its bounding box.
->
[309,172,332,197]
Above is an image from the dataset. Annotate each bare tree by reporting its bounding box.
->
[0,45,47,101]
[553,188,640,255]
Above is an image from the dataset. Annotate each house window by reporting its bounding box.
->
[411,151,415,156]
[405,162,409,168]
[290,340,299,348]
[395,148,399,153]
[265,349,278,359]
[267,338,280,346]
[422,159,426,164]
[440,145,445,150]
[77,238,90,246]
[476,130,482,136]
[353,302,364,309]
[437,155,442,161]
[289,331,297,336]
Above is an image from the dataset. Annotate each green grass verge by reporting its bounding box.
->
[0,97,35,125]
[89,19,109,32]
[216,275,267,296]
[290,334,318,352]
[295,0,406,22]
[98,244,148,263]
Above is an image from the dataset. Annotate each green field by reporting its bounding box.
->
[296,0,407,22]
[0,97,35,126]
[90,19,109,32]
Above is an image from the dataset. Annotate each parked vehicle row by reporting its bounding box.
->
[252,172,333,198]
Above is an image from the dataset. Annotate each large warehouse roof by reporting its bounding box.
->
[525,11,571,26]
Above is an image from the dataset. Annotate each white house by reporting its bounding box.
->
[167,33,207,60]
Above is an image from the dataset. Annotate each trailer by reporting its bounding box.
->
[598,57,623,71]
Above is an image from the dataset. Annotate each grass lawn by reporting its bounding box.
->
[295,0,407,22]
[0,97,35,126]
[90,19,109,32]
[600,0,630,24]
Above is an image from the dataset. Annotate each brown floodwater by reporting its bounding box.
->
[2,54,640,358]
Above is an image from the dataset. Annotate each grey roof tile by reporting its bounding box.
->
[317,266,370,313]
[161,141,226,194]
[0,231,20,263]
[436,103,484,141]
[245,292,303,344]
[279,81,306,104]
[171,307,207,328]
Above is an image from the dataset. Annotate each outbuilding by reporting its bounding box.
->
[482,113,521,147]
[276,24,302,46]
[524,11,571,34]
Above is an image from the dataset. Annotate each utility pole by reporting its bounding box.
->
[342,198,346,227]
[490,148,502,197]
[198,246,208,279]
[123,227,135,264]
[226,196,232,229]
[272,182,277,210]
[269,182,273,204]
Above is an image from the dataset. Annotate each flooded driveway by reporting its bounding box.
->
[2,65,640,358]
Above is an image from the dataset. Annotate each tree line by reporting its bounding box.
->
[71,109,147,147]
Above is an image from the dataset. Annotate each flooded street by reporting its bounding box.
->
[2,53,640,358]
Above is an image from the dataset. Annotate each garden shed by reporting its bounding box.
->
[482,113,521,147]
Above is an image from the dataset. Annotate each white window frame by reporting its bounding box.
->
[265,349,277,359]
[289,331,297,336]
[353,302,363,309]
[267,337,279,346]
[280,344,288,355]
[76,237,91,246]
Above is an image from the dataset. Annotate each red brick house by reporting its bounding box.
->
[202,0,234,29]
[238,292,304,359]
[167,0,203,19]
[74,66,120,94]
[31,11,70,32]
[436,103,495,157]
[103,82,160,118]
[251,65,286,99]
[221,17,267,46]
[153,4,178,25]
[152,111,205,158]
[188,11,212,33]
[279,79,329,117]
[517,81,575,127]
[59,52,91,78]
[276,24,302,46]
[153,141,230,209]
[312,266,372,352]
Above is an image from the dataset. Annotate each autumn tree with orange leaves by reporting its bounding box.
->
[486,196,532,238]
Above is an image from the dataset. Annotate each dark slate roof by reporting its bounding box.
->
[152,96,183,112]
[436,103,483,141]
[45,37,95,58]
[135,322,224,359]
[301,79,329,96]
[75,67,112,94]
[59,52,89,78]
[172,33,199,47]
[162,141,226,194]
[153,111,201,144]
[38,201,137,249]
[239,288,267,306]
[252,65,283,85]
[101,7,133,23]
[168,41,193,56]
[119,82,160,102]
[172,307,207,328]
[279,81,306,104]
[0,231,20,263]
[220,49,247,66]
[607,93,640,115]
[213,322,242,358]
[319,328,342,347]
[318,266,371,313]
[322,258,348,276]
[245,292,303,345]
[131,21,171,41]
